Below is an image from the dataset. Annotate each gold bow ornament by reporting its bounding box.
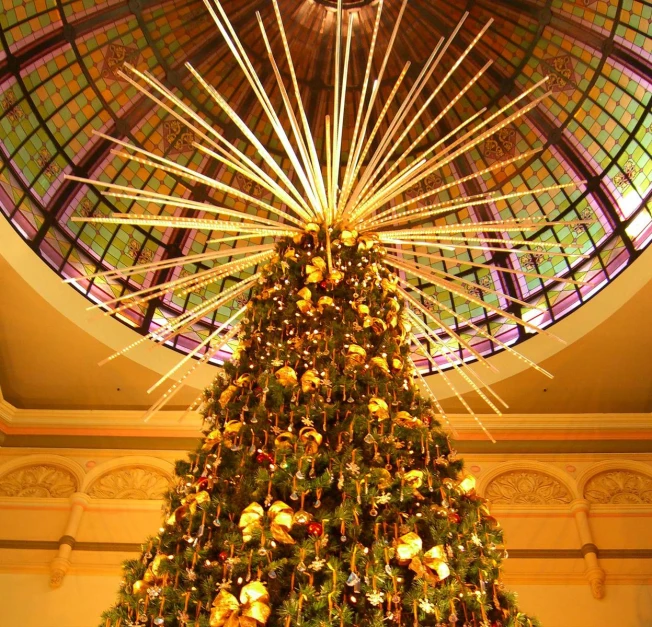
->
[299,426,323,455]
[132,554,166,596]
[167,490,211,525]
[305,257,327,283]
[239,501,295,545]
[368,397,389,421]
[395,533,450,583]
[369,356,390,374]
[345,344,367,368]
[300,369,321,393]
[409,545,451,583]
[210,581,271,627]
[275,366,298,388]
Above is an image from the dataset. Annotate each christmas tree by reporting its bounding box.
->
[74,2,589,626]
[100,225,540,627]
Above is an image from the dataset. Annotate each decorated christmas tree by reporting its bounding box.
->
[73,2,589,626]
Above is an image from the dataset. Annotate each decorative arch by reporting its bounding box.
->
[478,461,577,506]
[0,455,84,498]
[82,456,174,500]
[578,461,652,506]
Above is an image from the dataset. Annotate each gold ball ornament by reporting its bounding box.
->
[404,469,424,490]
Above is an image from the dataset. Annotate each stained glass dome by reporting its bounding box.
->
[1,0,650,371]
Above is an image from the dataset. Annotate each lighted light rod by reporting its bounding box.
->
[358,14,478,207]
[87,250,273,313]
[98,275,259,366]
[390,253,549,320]
[409,331,496,443]
[353,108,490,221]
[399,283,496,371]
[365,148,545,224]
[256,12,324,218]
[339,62,411,221]
[116,65,307,221]
[384,247,587,286]
[365,53,494,207]
[354,91,550,222]
[270,0,328,213]
[408,309,504,416]
[202,0,321,216]
[395,274,553,379]
[184,62,315,221]
[65,245,272,284]
[411,364,460,438]
[339,0,411,218]
[340,0,384,209]
[366,181,584,230]
[147,305,247,394]
[72,214,299,235]
[385,255,565,342]
[378,232,586,252]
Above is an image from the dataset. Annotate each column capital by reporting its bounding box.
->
[570,498,591,514]
[69,491,92,509]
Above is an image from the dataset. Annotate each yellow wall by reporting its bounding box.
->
[1,447,652,627]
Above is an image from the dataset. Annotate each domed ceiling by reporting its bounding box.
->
[0,0,650,371]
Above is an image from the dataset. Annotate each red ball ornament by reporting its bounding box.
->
[256,452,273,465]
[218,551,228,562]
[320,280,328,290]
[307,521,324,537]
[195,477,209,491]
[448,512,462,524]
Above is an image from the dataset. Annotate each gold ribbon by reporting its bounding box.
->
[345,344,366,368]
[167,491,211,525]
[340,229,359,246]
[275,366,298,387]
[409,545,450,583]
[305,257,327,283]
[396,532,422,564]
[299,426,323,455]
[219,385,238,408]
[300,369,321,393]
[368,397,389,421]
[363,316,387,334]
[210,581,271,627]
[238,501,295,545]
[394,411,424,429]
[132,554,165,595]
[369,356,390,374]
[274,431,296,451]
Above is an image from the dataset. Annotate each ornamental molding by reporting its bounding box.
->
[484,469,573,506]
[0,454,85,499]
[0,463,79,498]
[87,466,172,500]
[577,461,652,505]
[477,460,578,503]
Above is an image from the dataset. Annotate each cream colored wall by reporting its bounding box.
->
[1,447,652,627]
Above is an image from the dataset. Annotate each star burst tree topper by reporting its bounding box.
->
[67,0,589,439]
